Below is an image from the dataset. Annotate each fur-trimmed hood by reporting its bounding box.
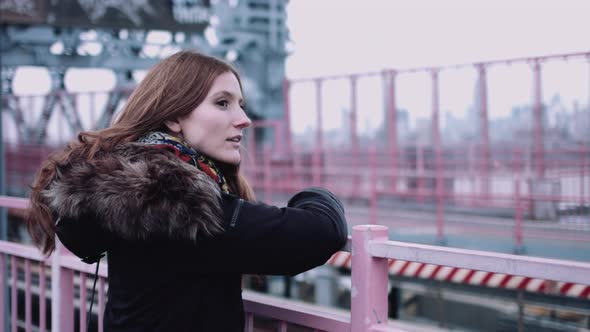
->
[43,143,224,243]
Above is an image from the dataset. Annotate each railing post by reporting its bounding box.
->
[477,64,490,200]
[416,145,424,203]
[273,121,286,190]
[313,79,323,187]
[532,60,545,179]
[246,124,256,171]
[11,256,16,332]
[385,70,398,193]
[0,254,4,331]
[25,260,32,332]
[351,225,389,332]
[39,264,46,332]
[51,242,74,332]
[350,75,360,194]
[580,146,585,210]
[293,145,303,190]
[80,273,88,332]
[245,313,254,332]
[283,79,292,157]
[513,148,526,254]
[263,144,272,203]
[514,173,525,254]
[283,79,295,191]
[369,146,378,224]
[312,141,321,187]
[99,278,106,332]
[431,69,445,245]
[0,69,9,332]
[315,79,324,171]
[468,144,476,206]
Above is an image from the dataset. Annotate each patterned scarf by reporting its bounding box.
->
[137,131,230,194]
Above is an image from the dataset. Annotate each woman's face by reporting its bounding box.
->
[167,71,252,165]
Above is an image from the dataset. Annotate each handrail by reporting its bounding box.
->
[242,290,350,331]
[0,196,28,209]
[0,240,45,261]
[369,240,590,285]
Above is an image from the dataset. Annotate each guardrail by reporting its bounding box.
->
[1,196,590,331]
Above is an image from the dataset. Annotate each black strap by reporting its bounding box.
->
[87,259,101,332]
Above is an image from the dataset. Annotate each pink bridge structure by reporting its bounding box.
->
[2,52,590,330]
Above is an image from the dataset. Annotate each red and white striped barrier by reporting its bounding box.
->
[327,251,590,299]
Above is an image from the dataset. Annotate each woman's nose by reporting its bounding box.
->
[234,108,252,128]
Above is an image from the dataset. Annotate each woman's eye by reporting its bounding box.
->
[216,100,229,109]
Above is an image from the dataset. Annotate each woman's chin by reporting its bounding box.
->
[216,153,241,166]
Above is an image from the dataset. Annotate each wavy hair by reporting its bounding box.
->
[26,51,255,255]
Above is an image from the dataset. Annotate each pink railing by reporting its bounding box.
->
[240,145,590,249]
[2,196,590,331]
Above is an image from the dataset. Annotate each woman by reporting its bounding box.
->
[26,51,348,331]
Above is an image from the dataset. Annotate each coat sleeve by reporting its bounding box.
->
[175,187,348,276]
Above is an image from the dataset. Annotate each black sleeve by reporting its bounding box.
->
[175,188,348,276]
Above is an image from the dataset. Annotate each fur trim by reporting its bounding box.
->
[43,143,224,241]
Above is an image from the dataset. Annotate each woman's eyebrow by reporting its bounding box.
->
[211,90,244,102]
[211,90,238,98]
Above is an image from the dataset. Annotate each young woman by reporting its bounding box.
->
[26,51,348,331]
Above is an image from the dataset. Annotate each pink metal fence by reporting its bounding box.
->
[2,196,590,332]
[240,145,590,247]
[270,51,590,246]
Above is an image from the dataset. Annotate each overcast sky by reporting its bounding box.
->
[285,0,590,77]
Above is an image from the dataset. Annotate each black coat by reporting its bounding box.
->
[46,143,348,331]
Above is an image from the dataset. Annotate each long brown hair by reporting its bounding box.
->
[27,50,255,255]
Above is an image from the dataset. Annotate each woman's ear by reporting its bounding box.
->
[165,119,182,134]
